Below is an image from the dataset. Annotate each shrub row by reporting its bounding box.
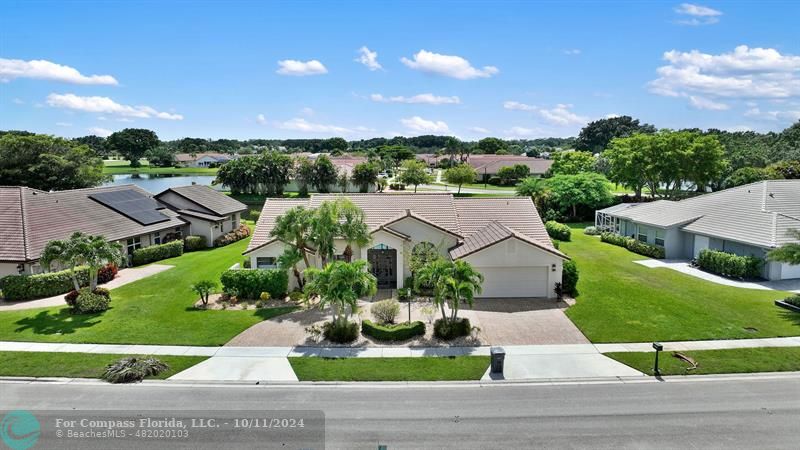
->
[1,267,89,301]
[362,320,426,341]
[214,224,251,247]
[583,226,601,236]
[220,268,288,300]
[433,317,472,340]
[784,295,800,307]
[388,183,406,191]
[696,249,764,279]
[184,235,207,251]
[545,221,571,241]
[600,232,666,259]
[561,260,579,296]
[132,240,184,266]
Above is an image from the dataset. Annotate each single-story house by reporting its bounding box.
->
[594,180,800,280]
[155,185,247,246]
[0,184,247,277]
[244,193,568,298]
[175,152,239,168]
[418,154,553,180]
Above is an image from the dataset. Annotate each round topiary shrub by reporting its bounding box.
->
[323,320,359,343]
[73,288,111,314]
[545,221,572,241]
[583,226,600,236]
[371,299,400,324]
[433,318,472,340]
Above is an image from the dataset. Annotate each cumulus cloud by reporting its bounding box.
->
[649,45,800,107]
[276,59,328,76]
[688,95,730,110]
[504,101,589,126]
[504,126,543,137]
[55,122,72,127]
[256,114,268,125]
[300,107,314,116]
[400,116,450,133]
[370,93,461,105]
[400,50,498,79]
[355,46,382,71]
[469,126,490,134]
[744,107,800,122]
[46,93,183,120]
[0,58,118,85]
[278,117,353,134]
[674,3,722,25]
[88,127,113,137]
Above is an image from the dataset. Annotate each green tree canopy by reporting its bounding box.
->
[144,146,176,167]
[477,137,508,154]
[351,161,379,193]
[444,163,477,194]
[106,128,159,168]
[304,260,377,327]
[549,151,597,175]
[723,167,770,188]
[398,159,433,192]
[312,155,339,193]
[575,116,656,153]
[547,173,614,220]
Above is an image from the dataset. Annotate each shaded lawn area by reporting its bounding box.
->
[562,224,799,343]
[0,237,297,345]
[0,351,207,379]
[606,347,800,376]
[290,356,490,381]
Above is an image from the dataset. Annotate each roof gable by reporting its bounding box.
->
[156,185,246,216]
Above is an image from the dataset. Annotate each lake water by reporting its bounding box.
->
[103,174,222,193]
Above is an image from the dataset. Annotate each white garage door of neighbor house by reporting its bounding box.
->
[782,263,800,280]
[476,266,548,298]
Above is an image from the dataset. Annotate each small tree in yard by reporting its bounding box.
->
[414,259,483,324]
[768,229,800,265]
[192,280,217,306]
[41,232,121,291]
[444,164,477,194]
[398,159,433,192]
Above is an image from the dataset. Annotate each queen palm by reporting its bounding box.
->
[304,260,377,328]
[414,259,483,323]
[336,199,370,262]
[310,200,339,266]
[41,233,86,292]
[271,206,314,272]
[80,234,122,290]
[40,232,121,291]
[277,246,305,289]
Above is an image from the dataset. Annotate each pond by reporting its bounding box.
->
[103,174,223,193]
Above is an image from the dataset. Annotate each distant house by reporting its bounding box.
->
[595,180,800,280]
[175,153,238,168]
[245,193,568,298]
[0,184,246,277]
[156,185,247,246]
[418,154,553,180]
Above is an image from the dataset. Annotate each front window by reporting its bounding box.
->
[637,227,648,243]
[256,257,277,269]
[126,237,142,254]
[654,229,665,247]
[153,231,161,245]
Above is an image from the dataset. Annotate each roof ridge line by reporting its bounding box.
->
[18,186,31,261]
[771,211,778,247]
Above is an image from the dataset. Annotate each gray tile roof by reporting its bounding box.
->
[449,221,567,259]
[177,209,228,222]
[1,185,186,263]
[606,180,800,248]
[158,185,246,216]
[245,193,562,258]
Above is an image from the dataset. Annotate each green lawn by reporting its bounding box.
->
[606,347,800,376]
[0,351,207,379]
[562,224,799,343]
[289,356,490,381]
[0,237,297,345]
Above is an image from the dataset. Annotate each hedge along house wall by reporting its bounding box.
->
[220,268,288,300]
[600,232,665,259]
[132,240,184,266]
[0,264,117,301]
[696,248,764,280]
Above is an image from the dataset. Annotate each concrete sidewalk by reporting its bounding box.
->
[0,264,174,311]
[634,259,800,293]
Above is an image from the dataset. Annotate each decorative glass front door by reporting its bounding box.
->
[368,247,397,289]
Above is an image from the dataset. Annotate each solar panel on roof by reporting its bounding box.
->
[89,189,170,225]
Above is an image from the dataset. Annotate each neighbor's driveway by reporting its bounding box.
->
[462,298,590,345]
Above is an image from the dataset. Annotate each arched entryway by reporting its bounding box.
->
[367,243,397,289]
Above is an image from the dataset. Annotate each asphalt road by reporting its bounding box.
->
[1,377,799,449]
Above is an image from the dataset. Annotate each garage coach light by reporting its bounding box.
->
[551,263,557,272]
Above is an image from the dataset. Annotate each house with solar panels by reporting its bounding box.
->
[0,184,246,277]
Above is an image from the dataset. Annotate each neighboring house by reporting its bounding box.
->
[595,180,800,280]
[155,185,247,247]
[0,184,248,277]
[175,152,238,168]
[0,185,187,276]
[418,154,553,180]
[244,193,568,298]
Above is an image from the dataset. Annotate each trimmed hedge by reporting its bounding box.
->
[785,295,800,307]
[433,317,472,340]
[184,235,207,251]
[600,232,665,259]
[132,240,184,266]
[562,260,579,296]
[73,288,111,314]
[697,249,764,279]
[214,224,251,247]
[545,221,572,241]
[583,226,600,236]
[323,320,359,343]
[1,266,90,301]
[220,269,288,300]
[362,320,425,341]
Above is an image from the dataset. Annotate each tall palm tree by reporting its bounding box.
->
[41,234,86,291]
[304,260,377,327]
[310,200,339,266]
[271,206,314,271]
[40,232,121,291]
[336,199,370,262]
[80,235,122,290]
[414,259,483,323]
[277,246,305,289]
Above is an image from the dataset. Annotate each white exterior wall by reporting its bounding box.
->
[0,262,21,277]
[247,241,318,290]
[462,238,564,299]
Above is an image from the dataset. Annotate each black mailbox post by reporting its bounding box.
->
[490,346,505,374]
[652,342,664,376]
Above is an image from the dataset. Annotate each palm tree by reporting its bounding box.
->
[310,200,339,266]
[414,259,452,322]
[336,199,370,262]
[271,206,315,272]
[414,259,483,323]
[768,229,800,265]
[41,234,86,291]
[516,177,550,211]
[79,235,122,290]
[277,246,305,289]
[40,232,121,291]
[304,260,377,327]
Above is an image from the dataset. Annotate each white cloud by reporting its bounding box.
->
[723,125,753,132]
[300,107,314,116]
[55,122,72,127]
[504,101,589,126]
[12,98,24,105]
[469,126,490,134]
[688,95,730,110]
[88,127,112,137]
[505,126,542,137]
[256,114,268,125]
[278,118,353,134]
[605,113,621,119]
[400,50,498,79]
[563,49,582,55]
[276,59,328,76]
[46,93,183,120]
[400,116,450,134]
[370,93,461,105]
[0,58,118,85]
[649,45,800,104]
[744,107,800,122]
[674,3,722,25]
[355,46,382,71]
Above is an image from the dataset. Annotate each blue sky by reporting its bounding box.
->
[2,1,799,140]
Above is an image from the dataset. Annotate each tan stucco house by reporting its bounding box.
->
[244,193,568,299]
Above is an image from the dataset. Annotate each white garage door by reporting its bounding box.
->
[781,263,800,280]
[475,266,549,298]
